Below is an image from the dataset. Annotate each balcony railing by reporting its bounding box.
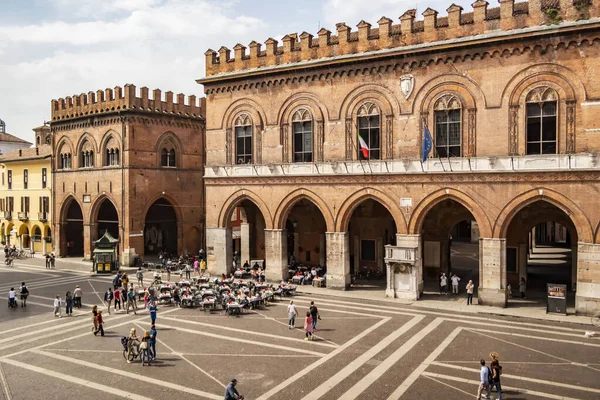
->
[38,212,48,222]
[205,153,600,178]
[18,212,28,221]
[0,211,12,220]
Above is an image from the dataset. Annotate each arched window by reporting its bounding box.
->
[79,141,94,168]
[45,135,52,145]
[292,109,313,162]
[235,114,253,164]
[526,87,557,155]
[161,148,176,167]
[58,144,72,170]
[434,94,462,157]
[36,136,41,146]
[357,102,380,160]
[104,136,120,166]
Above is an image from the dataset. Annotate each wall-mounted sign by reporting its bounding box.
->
[83,194,91,203]
[400,198,412,208]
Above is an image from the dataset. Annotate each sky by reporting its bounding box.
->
[0,0,485,143]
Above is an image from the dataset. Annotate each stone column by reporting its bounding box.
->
[440,239,451,275]
[240,223,251,265]
[206,227,232,277]
[83,224,92,260]
[42,237,47,255]
[478,238,507,307]
[575,243,600,315]
[518,243,528,286]
[264,229,287,282]
[319,234,326,266]
[353,235,360,273]
[326,232,350,289]
[571,245,577,292]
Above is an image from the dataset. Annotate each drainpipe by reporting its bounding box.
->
[118,111,126,266]
[51,125,56,255]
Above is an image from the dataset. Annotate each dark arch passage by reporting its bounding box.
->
[64,201,84,257]
[97,200,119,239]
[144,198,178,256]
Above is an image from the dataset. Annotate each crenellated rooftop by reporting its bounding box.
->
[51,84,205,121]
[201,0,600,80]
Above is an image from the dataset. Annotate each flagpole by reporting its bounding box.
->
[351,120,367,173]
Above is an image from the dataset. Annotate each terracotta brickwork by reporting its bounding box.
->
[200,1,600,314]
[51,85,205,264]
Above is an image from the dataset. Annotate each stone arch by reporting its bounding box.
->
[409,188,493,238]
[5,222,14,236]
[75,132,98,155]
[221,98,267,130]
[142,193,184,227]
[414,75,480,114]
[60,195,86,224]
[338,84,399,119]
[17,223,29,236]
[89,194,121,226]
[155,131,183,168]
[277,92,328,125]
[218,189,273,229]
[494,188,594,243]
[504,64,583,107]
[335,188,407,234]
[273,189,334,232]
[55,137,74,169]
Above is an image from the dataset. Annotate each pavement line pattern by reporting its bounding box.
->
[300,315,426,400]
[0,318,71,336]
[386,326,463,400]
[430,361,600,394]
[0,358,150,400]
[256,316,391,400]
[421,372,583,400]
[467,327,600,347]
[0,274,83,291]
[338,317,444,400]
[162,316,338,348]
[158,323,328,356]
[86,279,106,305]
[0,363,12,400]
[254,310,340,347]
[35,350,223,399]
[423,374,476,398]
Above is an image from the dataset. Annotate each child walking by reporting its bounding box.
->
[304,311,313,341]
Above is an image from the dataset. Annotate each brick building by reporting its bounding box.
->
[50,85,205,265]
[199,0,600,314]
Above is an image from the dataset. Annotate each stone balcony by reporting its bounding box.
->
[0,211,12,220]
[205,153,600,178]
[18,212,29,221]
[38,212,48,222]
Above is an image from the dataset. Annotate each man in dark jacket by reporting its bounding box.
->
[224,378,243,400]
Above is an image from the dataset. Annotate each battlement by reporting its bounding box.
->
[203,0,599,78]
[51,84,205,121]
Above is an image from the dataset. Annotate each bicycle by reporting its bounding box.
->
[592,311,600,327]
[122,339,141,362]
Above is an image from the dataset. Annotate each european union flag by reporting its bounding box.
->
[422,125,433,162]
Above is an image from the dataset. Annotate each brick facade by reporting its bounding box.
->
[200,1,600,314]
[50,85,205,264]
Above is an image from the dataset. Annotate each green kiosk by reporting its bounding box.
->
[93,231,119,274]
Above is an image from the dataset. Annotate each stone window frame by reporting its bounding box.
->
[102,135,121,167]
[291,108,314,163]
[56,140,74,170]
[155,131,183,168]
[524,86,559,156]
[234,113,253,165]
[433,94,463,158]
[356,102,382,161]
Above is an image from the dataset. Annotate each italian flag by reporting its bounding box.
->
[358,132,369,158]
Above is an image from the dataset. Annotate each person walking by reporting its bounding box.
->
[194,258,200,276]
[519,277,527,299]
[114,287,121,311]
[166,262,171,282]
[45,254,51,269]
[113,272,122,291]
[94,310,105,336]
[148,300,157,325]
[140,330,151,365]
[121,273,129,289]
[92,305,99,333]
[104,288,113,315]
[466,280,474,305]
[451,274,461,294]
[126,288,137,315]
[490,352,503,400]
[65,291,73,316]
[224,378,243,400]
[53,295,62,318]
[287,300,298,329]
[8,288,17,308]
[19,282,29,307]
[309,301,321,331]
[304,311,314,341]
[200,259,207,275]
[185,263,191,280]
[136,268,144,287]
[149,324,157,361]
[50,253,56,269]
[476,359,491,400]
[73,285,82,308]
[440,273,448,295]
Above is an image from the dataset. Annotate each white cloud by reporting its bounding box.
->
[0,0,269,141]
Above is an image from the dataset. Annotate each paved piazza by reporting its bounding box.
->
[0,266,598,400]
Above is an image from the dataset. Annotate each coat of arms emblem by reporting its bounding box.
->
[400,74,414,99]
